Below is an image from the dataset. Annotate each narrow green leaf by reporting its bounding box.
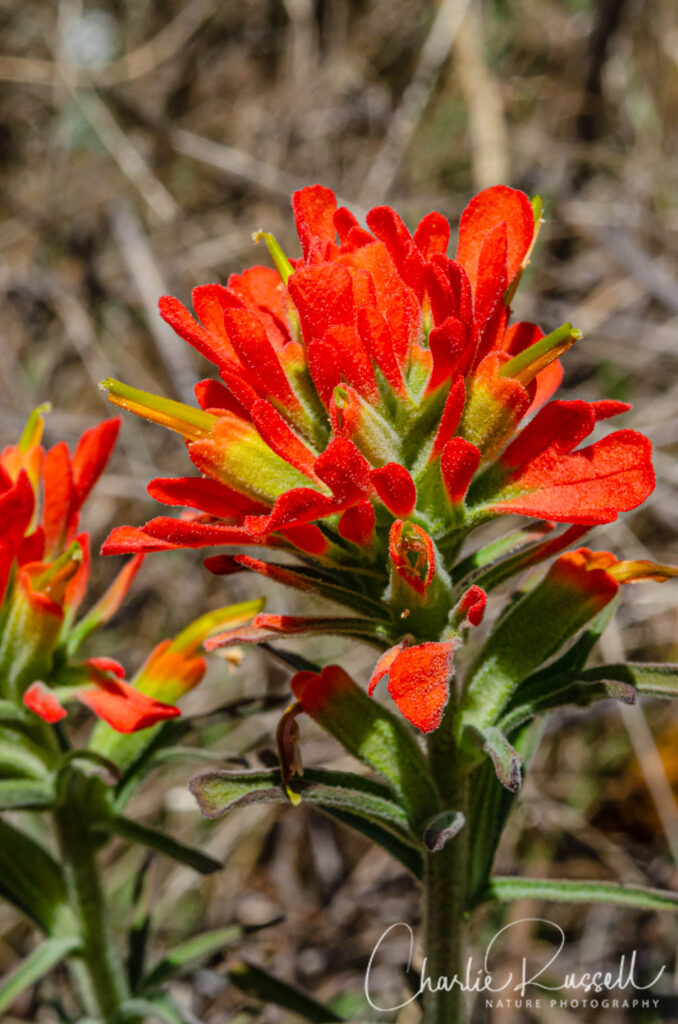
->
[498,676,636,733]
[466,720,543,907]
[142,925,245,989]
[0,937,81,1015]
[228,959,345,1022]
[294,672,440,828]
[189,765,423,876]
[450,524,554,584]
[115,996,185,1024]
[513,598,618,687]
[190,766,412,838]
[423,810,465,852]
[243,561,392,621]
[0,819,69,933]
[477,726,522,792]
[461,565,618,740]
[578,662,678,699]
[481,876,678,913]
[0,778,55,810]
[126,857,152,993]
[96,817,221,875]
[0,700,28,725]
[0,726,53,779]
[260,643,325,677]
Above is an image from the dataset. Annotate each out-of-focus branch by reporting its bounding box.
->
[359,0,472,206]
[111,201,198,404]
[0,0,216,87]
[453,4,509,189]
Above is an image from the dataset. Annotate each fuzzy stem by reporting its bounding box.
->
[54,799,130,1020]
[422,700,469,1024]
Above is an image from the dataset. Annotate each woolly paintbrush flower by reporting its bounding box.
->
[0,409,261,733]
[100,184,657,733]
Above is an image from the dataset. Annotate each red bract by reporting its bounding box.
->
[101,184,657,733]
[0,411,263,734]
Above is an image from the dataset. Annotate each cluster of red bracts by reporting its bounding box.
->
[0,411,246,733]
[100,184,658,733]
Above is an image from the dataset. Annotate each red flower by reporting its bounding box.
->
[1,410,262,734]
[100,185,656,733]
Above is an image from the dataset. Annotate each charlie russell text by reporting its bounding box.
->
[364,919,667,1013]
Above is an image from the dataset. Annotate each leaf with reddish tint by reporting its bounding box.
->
[78,675,181,733]
[292,184,338,261]
[148,476,267,517]
[414,211,450,260]
[440,438,481,506]
[159,294,235,368]
[71,418,120,510]
[291,665,440,825]
[371,463,416,516]
[456,185,534,288]
[490,429,655,525]
[205,612,387,650]
[338,500,376,547]
[461,549,624,743]
[370,641,458,733]
[23,682,67,724]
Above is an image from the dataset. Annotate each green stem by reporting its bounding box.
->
[54,799,129,1020]
[422,701,469,1024]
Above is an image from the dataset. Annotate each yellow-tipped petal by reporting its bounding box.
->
[500,322,581,385]
[100,379,217,441]
[170,599,266,655]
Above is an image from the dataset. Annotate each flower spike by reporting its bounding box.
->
[97,183,658,736]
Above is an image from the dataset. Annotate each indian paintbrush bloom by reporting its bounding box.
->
[0,408,261,733]
[100,184,665,740]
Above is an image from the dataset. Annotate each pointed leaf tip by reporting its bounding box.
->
[423,810,466,851]
[480,726,523,792]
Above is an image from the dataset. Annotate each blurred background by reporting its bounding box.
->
[1,0,678,1020]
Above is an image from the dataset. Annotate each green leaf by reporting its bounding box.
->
[576,662,678,699]
[508,598,618,699]
[450,525,548,583]
[242,560,392,622]
[0,936,81,1015]
[466,720,543,907]
[0,726,53,779]
[115,996,185,1024]
[0,778,55,810]
[0,700,29,725]
[498,676,636,734]
[126,857,152,993]
[294,672,440,828]
[480,876,678,913]
[141,925,246,989]
[423,810,465,852]
[0,819,70,934]
[95,816,222,875]
[228,959,345,1022]
[461,565,619,741]
[189,766,423,877]
[477,726,522,792]
[190,766,412,836]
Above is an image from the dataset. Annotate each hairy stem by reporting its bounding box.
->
[422,700,469,1024]
[54,799,129,1020]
